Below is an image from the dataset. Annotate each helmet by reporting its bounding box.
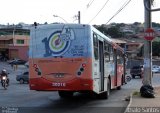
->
[2,69,6,73]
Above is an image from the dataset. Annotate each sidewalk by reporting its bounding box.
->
[125,86,160,113]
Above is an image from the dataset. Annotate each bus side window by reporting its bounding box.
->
[120,54,124,65]
[109,45,115,63]
[117,50,123,64]
[104,41,110,62]
[93,33,98,60]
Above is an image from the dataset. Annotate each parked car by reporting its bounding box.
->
[9,59,26,65]
[130,65,143,78]
[16,71,29,84]
[7,58,20,63]
[152,65,160,73]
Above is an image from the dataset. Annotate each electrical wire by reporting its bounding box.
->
[106,0,132,24]
[144,0,160,12]
[87,0,96,8]
[88,0,110,24]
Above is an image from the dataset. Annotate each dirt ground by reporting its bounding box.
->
[154,86,160,96]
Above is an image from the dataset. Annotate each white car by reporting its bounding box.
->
[152,65,160,73]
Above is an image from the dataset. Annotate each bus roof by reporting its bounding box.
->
[30,23,91,30]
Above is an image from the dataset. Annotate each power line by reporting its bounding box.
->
[88,0,110,24]
[87,0,96,8]
[144,0,160,12]
[106,0,132,24]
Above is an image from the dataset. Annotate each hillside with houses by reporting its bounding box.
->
[0,22,160,63]
[94,22,160,60]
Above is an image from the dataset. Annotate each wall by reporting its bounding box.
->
[9,46,29,61]
[13,35,29,46]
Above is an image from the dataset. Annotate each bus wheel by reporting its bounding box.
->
[58,91,73,98]
[19,79,24,84]
[117,86,121,90]
[121,75,124,85]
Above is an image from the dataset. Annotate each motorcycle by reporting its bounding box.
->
[126,75,132,82]
[1,76,9,90]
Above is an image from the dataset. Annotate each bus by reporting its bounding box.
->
[29,23,126,99]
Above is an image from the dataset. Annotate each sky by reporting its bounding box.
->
[0,0,160,25]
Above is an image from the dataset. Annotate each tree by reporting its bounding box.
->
[152,41,160,56]
[106,26,123,38]
[137,46,144,57]
[94,25,107,35]
[94,24,123,38]
[152,22,160,28]
[138,42,160,57]
[133,22,141,26]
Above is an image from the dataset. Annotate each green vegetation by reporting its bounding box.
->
[94,22,160,57]
[152,22,160,27]
[132,91,140,96]
[152,41,160,56]
[94,23,123,38]
[137,41,160,57]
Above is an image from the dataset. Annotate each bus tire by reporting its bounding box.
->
[19,79,24,84]
[121,75,124,85]
[117,76,123,90]
[58,91,73,98]
[117,86,121,90]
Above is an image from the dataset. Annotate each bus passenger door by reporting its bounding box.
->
[99,41,104,91]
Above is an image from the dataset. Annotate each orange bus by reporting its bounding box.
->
[29,23,126,99]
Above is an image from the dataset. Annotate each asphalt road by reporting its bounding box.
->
[0,62,159,113]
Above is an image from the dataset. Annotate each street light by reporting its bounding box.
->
[53,15,68,23]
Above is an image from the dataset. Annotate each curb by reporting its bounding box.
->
[124,93,133,113]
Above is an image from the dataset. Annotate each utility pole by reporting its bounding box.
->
[143,0,152,86]
[78,11,81,24]
[143,0,160,86]
[140,0,160,98]
[140,0,159,98]
[73,11,81,24]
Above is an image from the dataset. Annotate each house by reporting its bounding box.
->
[0,27,30,61]
[125,42,143,59]
[111,38,143,59]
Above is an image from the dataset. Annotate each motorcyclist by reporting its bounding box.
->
[0,69,9,86]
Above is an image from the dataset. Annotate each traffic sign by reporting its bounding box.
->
[144,28,155,41]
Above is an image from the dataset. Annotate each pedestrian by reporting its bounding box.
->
[11,64,13,69]
[16,64,18,70]
[13,64,16,71]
